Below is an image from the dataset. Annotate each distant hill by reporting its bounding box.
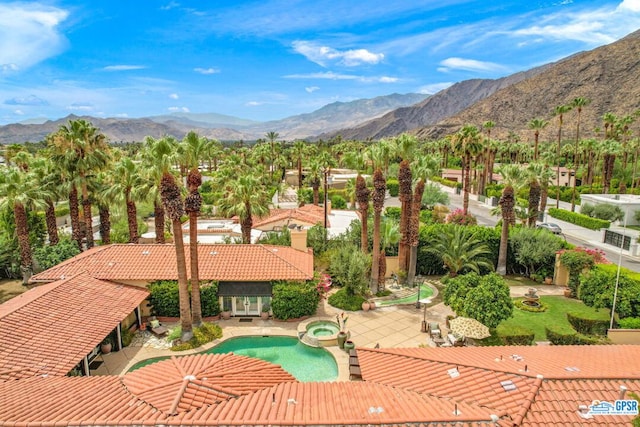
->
[0,93,427,143]
[413,29,640,141]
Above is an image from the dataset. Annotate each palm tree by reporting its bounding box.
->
[570,97,591,211]
[266,131,279,181]
[427,226,493,278]
[528,118,548,162]
[105,156,145,243]
[526,163,545,227]
[553,105,572,208]
[394,133,416,276]
[496,164,526,275]
[378,217,400,291]
[30,155,62,246]
[0,166,51,283]
[451,125,483,214]
[160,171,193,342]
[370,168,386,293]
[218,174,270,244]
[292,140,307,191]
[305,159,323,206]
[355,174,370,253]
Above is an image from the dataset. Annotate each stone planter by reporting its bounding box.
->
[221,311,232,320]
[343,340,355,352]
[100,342,112,354]
[361,301,370,312]
[369,301,376,310]
[544,277,553,285]
[261,311,269,320]
[563,288,573,298]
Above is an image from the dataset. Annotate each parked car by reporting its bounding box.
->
[537,222,563,234]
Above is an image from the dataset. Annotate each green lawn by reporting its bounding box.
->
[498,296,611,341]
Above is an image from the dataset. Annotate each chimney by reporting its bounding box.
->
[290,227,308,252]
[620,385,628,400]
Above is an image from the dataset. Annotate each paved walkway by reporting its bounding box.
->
[95,281,567,381]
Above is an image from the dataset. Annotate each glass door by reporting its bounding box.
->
[233,296,260,316]
[246,296,259,315]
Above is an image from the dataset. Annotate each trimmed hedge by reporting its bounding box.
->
[386,179,399,197]
[327,288,367,311]
[149,280,221,317]
[545,325,600,345]
[171,322,223,351]
[271,281,319,320]
[496,324,535,345]
[432,176,461,189]
[566,312,609,336]
[548,208,610,230]
[619,317,640,329]
[200,283,221,317]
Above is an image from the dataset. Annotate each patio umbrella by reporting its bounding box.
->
[448,316,490,339]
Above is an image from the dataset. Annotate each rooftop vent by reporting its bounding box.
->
[141,250,150,255]
[564,366,580,372]
[447,368,460,378]
[209,251,218,255]
[500,380,517,392]
[620,385,628,400]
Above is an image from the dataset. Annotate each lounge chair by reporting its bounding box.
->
[428,322,441,338]
[148,318,168,337]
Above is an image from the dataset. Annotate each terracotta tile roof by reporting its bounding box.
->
[0,272,149,381]
[357,346,640,426]
[253,204,325,228]
[30,243,314,283]
[123,354,296,414]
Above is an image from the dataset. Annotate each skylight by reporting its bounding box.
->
[501,380,517,391]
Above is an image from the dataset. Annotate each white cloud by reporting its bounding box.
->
[246,101,264,106]
[618,0,640,12]
[292,41,384,67]
[5,95,48,106]
[438,57,509,73]
[168,106,190,112]
[103,65,146,71]
[114,113,129,118]
[194,67,220,74]
[67,103,94,111]
[418,82,454,94]
[14,109,24,115]
[305,86,319,93]
[285,71,359,80]
[377,76,398,83]
[169,93,179,99]
[0,3,68,71]
[161,1,180,11]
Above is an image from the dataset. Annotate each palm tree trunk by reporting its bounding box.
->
[15,203,33,284]
[497,186,514,275]
[154,201,166,244]
[463,155,471,214]
[297,157,303,191]
[126,196,139,243]
[241,204,252,244]
[407,180,425,286]
[189,216,202,326]
[45,200,59,245]
[82,183,94,249]
[378,249,386,292]
[99,205,111,244]
[69,185,82,250]
[172,219,193,341]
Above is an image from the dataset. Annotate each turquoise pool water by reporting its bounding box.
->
[128,336,338,382]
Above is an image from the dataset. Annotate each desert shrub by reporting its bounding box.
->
[566,312,609,336]
[510,227,565,277]
[580,203,595,217]
[445,208,477,225]
[327,288,366,311]
[386,179,399,197]
[170,322,223,351]
[271,281,319,320]
[421,182,449,209]
[328,244,370,296]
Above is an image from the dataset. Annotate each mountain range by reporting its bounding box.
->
[1,29,638,145]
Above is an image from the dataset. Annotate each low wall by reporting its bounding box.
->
[607,329,640,344]
[385,256,399,277]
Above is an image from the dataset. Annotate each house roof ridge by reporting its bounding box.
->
[256,244,312,277]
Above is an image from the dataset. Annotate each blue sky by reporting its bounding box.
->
[1,0,639,125]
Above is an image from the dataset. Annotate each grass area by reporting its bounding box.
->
[377,284,434,306]
[498,296,610,341]
[0,279,32,304]
[504,275,540,287]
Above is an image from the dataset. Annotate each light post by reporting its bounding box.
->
[323,169,331,246]
[420,298,432,332]
[609,212,628,329]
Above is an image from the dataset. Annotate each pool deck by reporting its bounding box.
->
[94,284,565,381]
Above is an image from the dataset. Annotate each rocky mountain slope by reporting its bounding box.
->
[413,29,640,141]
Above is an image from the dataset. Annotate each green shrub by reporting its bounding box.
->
[384,207,401,220]
[592,203,624,221]
[514,299,548,312]
[33,237,81,271]
[579,267,640,318]
[419,210,433,224]
[328,288,366,311]
[148,281,180,317]
[496,324,535,345]
[566,312,609,336]
[297,188,314,204]
[580,203,595,217]
[200,282,220,317]
[386,179,399,197]
[548,208,610,230]
[54,204,70,217]
[545,325,600,345]
[122,327,135,347]
[431,176,460,189]
[618,317,640,329]
[271,281,319,320]
[170,322,223,351]
[331,195,347,209]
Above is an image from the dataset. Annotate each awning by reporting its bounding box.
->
[218,281,272,296]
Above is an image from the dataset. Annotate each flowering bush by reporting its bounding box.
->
[445,208,478,226]
[316,274,332,298]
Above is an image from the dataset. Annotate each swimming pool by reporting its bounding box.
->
[128,336,338,382]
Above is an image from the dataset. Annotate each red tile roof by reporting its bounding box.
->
[30,243,314,283]
[253,204,325,228]
[0,272,149,381]
[123,354,296,414]
[357,346,640,426]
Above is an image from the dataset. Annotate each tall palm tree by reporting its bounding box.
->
[355,174,370,254]
[0,166,51,283]
[266,131,279,181]
[526,163,545,227]
[218,174,270,244]
[427,226,493,278]
[378,217,400,291]
[160,171,193,342]
[30,155,62,246]
[528,118,549,162]
[570,97,591,211]
[105,156,145,243]
[451,125,483,214]
[553,105,572,208]
[496,164,526,275]
[394,133,416,276]
[370,168,386,293]
[292,140,307,191]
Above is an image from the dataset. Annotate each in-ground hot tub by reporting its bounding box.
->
[298,318,347,347]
